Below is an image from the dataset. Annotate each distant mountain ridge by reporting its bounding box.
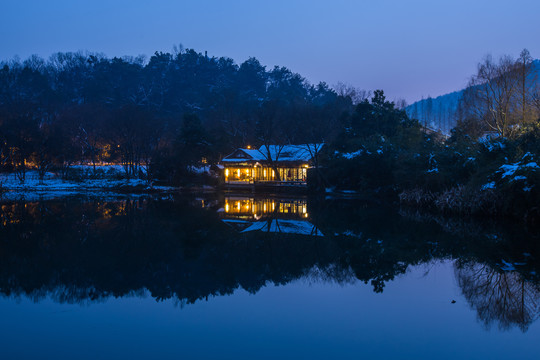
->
[405,59,540,134]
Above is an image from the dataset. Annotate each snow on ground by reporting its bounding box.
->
[481,181,496,190]
[500,260,516,271]
[1,171,146,190]
[336,150,363,159]
[189,165,211,174]
[481,140,506,152]
[0,169,176,200]
[499,163,520,178]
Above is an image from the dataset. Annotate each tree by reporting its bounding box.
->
[516,49,538,126]
[461,51,539,138]
[456,261,540,332]
[334,82,370,105]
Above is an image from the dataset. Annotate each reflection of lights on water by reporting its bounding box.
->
[223,199,309,217]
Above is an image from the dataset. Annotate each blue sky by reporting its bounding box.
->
[1,0,539,103]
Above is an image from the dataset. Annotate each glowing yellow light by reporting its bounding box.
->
[302,206,307,214]
[225,204,230,212]
[263,169,267,177]
[272,170,275,178]
[263,203,267,211]
[272,202,275,211]
[236,201,241,210]
[237,169,240,177]
[247,145,251,149]
[225,169,229,177]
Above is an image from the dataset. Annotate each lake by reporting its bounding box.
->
[0,194,539,359]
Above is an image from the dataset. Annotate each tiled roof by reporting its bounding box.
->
[221,144,324,163]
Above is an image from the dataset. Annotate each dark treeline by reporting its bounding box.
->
[325,51,540,224]
[0,49,350,183]
[1,48,539,223]
[1,196,539,330]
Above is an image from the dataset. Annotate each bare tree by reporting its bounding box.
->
[466,55,521,137]
[394,98,408,110]
[455,261,540,332]
[516,49,538,125]
[334,82,371,105]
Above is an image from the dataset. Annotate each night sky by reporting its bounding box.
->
[2,0,539,103]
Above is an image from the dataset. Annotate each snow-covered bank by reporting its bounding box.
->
[0,170,177,200]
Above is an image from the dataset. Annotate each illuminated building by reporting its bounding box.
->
[220,144,323,187]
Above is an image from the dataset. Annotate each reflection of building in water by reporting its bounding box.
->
[219,197,323,236]
[223,197,308,219]
[455,261,540,332]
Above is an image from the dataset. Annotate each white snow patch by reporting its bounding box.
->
[499,163,520,178]
[481,140,506,152]
[189,165,211,174]
[500,260,516,271]
[481,182,496,190]
[339,150,363,159]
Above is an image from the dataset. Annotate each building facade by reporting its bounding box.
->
[220,144,323,187]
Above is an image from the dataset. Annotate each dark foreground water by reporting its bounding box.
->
[0,194,539,359]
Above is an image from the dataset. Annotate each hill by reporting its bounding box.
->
[405,59,540,134]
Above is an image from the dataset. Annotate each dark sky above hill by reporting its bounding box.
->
[2,0,539,103]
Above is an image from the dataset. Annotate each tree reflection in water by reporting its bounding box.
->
[1,195,540,332]
[455,261,540,332]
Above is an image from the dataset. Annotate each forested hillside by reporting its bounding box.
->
[0,49,352,181]
[406,58,540,134]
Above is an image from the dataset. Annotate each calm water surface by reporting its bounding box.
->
[0,194,539,359]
